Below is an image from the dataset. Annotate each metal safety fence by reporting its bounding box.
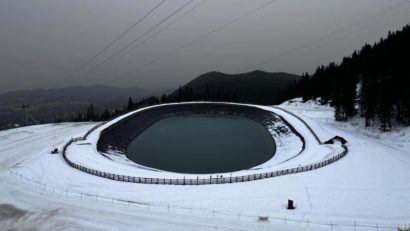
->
[62,104,349,185]
[63,134,348,185]
[7,169,408,231]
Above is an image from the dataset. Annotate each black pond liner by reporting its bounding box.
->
[97,103,282,173]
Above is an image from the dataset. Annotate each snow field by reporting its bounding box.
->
[0,101,409,230]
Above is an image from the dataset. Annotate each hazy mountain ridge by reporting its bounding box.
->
[0,85,149,129]
[174,70,300,105]
[0,85,147,106]
[0,71,299,129]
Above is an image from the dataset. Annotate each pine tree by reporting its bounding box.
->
[100,109,112,121]
[284,24,410,128]
[127,97,134,111]
[160,94,167,103]
[86,104,96,121]
[377,75,393,131]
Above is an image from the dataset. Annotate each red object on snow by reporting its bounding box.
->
[287,199,295,209]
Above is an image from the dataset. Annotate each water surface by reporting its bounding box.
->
[126,116,275,174]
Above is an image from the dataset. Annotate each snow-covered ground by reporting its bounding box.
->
[1,101,409,230]
[282,98,410,154]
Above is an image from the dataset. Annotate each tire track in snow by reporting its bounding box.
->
[303,186,313,218]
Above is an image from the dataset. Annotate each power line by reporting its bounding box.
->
[121,0,409,79]
[128,0,208,54]
[57,0,167,88]
[67,0,196,85]
[31,0,167,105]
[120,0,278,80]
[86,0,209,73]
[282,3,410,66]
[246,0,410,72]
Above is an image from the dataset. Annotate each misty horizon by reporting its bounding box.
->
[1,0,409,94]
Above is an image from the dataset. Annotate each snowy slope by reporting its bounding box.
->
[1,102,409,230]
[282,98,410,154]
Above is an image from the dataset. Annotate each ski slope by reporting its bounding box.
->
[1,101,409,230]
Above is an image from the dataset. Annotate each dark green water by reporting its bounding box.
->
[126,116,276,174]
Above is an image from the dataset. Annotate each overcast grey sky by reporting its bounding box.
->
[0,0,409,93]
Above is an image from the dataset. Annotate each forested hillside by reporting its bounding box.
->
[56,71,299,124]
[168,71,299,105]
[0,85,148,129]
[287,24,410,130]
